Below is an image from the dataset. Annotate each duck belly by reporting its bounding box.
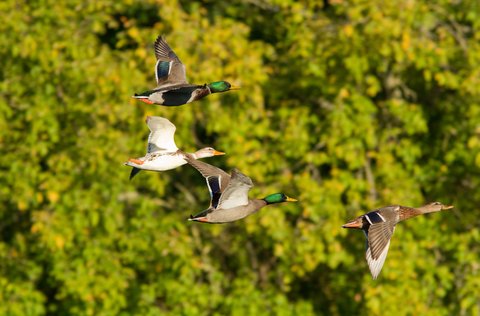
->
[136,155,187,171]
[209,205,258,223]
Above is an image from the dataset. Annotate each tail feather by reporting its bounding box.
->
[129,167,142,180]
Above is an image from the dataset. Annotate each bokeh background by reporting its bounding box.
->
[1,0,480,315]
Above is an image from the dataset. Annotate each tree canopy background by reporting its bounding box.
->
[1,0,480,315]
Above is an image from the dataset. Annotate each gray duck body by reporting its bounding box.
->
[193,199,267,224]
[184,156,297,224]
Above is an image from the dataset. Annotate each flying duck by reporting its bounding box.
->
[342,202,454,279]
[133,36,238,106]
[125,116,225,179]
[184,156,297,223]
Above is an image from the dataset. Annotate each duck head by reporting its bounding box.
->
[207,81,240,93]
[193,147,225,159]
[263,193,297,205]
[418,202,454,214]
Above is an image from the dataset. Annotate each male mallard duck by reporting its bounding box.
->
[133,36,239,106]
[342,202,454,279]
[184,156,297,223]
[125,116,225,179]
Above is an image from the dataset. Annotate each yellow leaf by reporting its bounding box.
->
[31,222,43,233]
[343,24,354,37]
[54,235,65,250]
[36,192,44,203]
[401,32,411,51]
[18,200,28,211]
[475,153,480,168]
[47,191,60,203]
[127,27,139,39]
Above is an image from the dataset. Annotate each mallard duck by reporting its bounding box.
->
[184,156,297,223]
[342,202,454,279]
[133,36,239,106]
[125,116,225,179]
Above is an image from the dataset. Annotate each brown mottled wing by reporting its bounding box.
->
[184,155,230,208]
[154,36,187,85]
[365,222,396,279]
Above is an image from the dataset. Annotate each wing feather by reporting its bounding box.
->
[145,116,178,153]
[365,223,396,279]
[153,36,187,85]
[206,176,222,209]
[216,169,253,210]
[184,156,231,209]
[184,156,230,188]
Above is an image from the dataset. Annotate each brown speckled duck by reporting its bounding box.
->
[133,36,238,106]
[342,202,454,279]
[184,156,297,223]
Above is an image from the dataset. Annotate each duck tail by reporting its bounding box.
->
[129,167,142,180]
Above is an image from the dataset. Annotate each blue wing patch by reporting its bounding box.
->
[364,211,385,224]
[206,176,222,209]
[155,60,171,83]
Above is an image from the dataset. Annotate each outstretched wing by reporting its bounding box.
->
[364,220,396,279]
[145,116,178,154]
[184,156,231,208]
[154,36,187,86]
[216,169,253,210]
[184,155,230,183]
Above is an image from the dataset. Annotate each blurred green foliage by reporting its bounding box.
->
[1,0,480,315]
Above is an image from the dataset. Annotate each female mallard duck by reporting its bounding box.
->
[184,156,297,223]
[133,36,239,106]
[342,202,454,279]
[125,116,225,179]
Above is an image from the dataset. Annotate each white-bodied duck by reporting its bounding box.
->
[125,116,225,179]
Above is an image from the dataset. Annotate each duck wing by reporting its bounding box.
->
[216,169,253,210]
[154,36,187,86]
[145,116,178,154]
[184,156,231,209]
[364,213,396,279]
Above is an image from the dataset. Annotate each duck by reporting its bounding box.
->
[342,202,454,279]
[184,156,297,223]
[133,35,239,106]
[125,116,225,179]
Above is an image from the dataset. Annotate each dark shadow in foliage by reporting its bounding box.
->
[287,262,367,315]
[97,2,161,50]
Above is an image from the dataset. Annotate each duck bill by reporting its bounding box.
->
[443,205,454,210]
[213,150,226,156]
[342,221,362,229]
[229,85,241,90]
[286,196,298,202]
